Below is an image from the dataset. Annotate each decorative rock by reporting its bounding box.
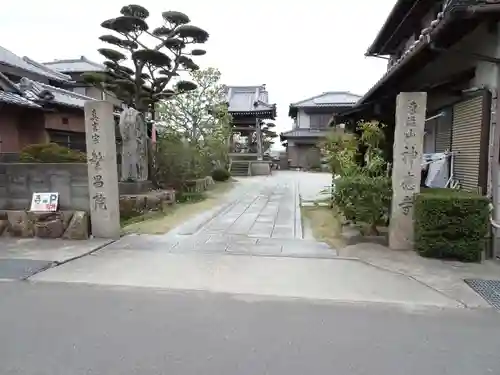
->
[62,211,89,240]
[119,196,136,217]
[164,189,176,203]
[134,195,147,212]
[28,211,58,222]
[146,195,162,211]
[0,219,9,236]
[60,211,74,230]
[7,211,34,237]
[35,218,65,238]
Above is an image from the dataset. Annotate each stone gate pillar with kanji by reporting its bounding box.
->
[389,92,427,250]
[84,101,120,239]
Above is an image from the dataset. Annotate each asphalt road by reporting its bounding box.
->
[1,281,500,375]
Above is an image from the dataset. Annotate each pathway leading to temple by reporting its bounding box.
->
[30,171,460,308]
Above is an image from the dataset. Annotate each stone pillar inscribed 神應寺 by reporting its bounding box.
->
[84,101,120,239]
[389,92,427,250]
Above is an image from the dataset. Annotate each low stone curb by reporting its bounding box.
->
[23,238,117,280]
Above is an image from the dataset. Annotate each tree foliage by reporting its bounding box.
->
[323,121,391,235]
[156,67,230,142]
[83,4,209,113]
[152,67,231,189]
[261,122,278,153]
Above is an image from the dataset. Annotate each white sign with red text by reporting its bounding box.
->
[30,192,59,212]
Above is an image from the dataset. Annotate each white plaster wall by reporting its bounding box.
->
[297,109,310,129]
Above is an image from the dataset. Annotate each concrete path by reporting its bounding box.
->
[101,171,336,258]
[0,238,113,280]
[30,172,467,308]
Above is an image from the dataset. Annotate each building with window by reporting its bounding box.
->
[43,56,121,107]
[281,91,360,169]
[0,46,99,153]
[334,0,500,258]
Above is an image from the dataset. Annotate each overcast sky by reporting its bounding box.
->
[1,0,394,137]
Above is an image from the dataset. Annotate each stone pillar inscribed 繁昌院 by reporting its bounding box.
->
[389,92,427,250]
[84,101,120,239]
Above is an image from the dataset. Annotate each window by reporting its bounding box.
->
[72,87,87,96]
[309,114,332,129]
[47,130,86,152]
[61,117,69,125]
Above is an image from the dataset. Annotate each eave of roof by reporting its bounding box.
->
[358,10,451,106]
[0,91,42,108]
[280,129,331,140]
[17,78,96,109]
[288,92,361,118]
[43,56,106,73]
[290,91,361,107]
[230,107,277,119]
[0,45,72,83]
[22,57,72,82]
[366,0,420,56]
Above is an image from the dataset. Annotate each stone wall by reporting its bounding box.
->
[0,210,89,240]
[0,163,89,211]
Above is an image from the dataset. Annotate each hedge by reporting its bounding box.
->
[20,143,86,163]
[333,175,392,233]
[212,168,231,182]
[414,188,489,262]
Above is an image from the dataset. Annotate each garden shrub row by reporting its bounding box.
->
[414,188,489,262]
[20,143,86,163]
[333,175,391,235]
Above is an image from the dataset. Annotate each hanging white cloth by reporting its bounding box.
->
[425,153,449,188]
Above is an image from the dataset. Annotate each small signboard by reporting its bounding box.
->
[30,192,59,212]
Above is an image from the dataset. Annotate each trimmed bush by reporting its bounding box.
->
[414,188,489,262]
[212,168,230,182]
[176,191,206,203]
[333,175,391,234]
[20,143,86,163]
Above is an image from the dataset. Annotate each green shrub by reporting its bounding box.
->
[212,168,230,182]
[333,175,391,234]
[414,189,489,262]
[176,191,206,203]
[19,143,86,163]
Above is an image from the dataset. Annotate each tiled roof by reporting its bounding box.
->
[0,71,40,108]
[280,128,331,139]
[366,0,419,55]
[290,92,361,108]
[22,57,72,82]
[357,10,448,106]
[44,56,106,73]
[225,85,276,113]
[0,90,41,108]
[0,46,71,82]
[18,77,96,108]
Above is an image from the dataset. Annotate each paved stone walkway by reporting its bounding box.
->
[31,173,468,308]
[106,171,336,258]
